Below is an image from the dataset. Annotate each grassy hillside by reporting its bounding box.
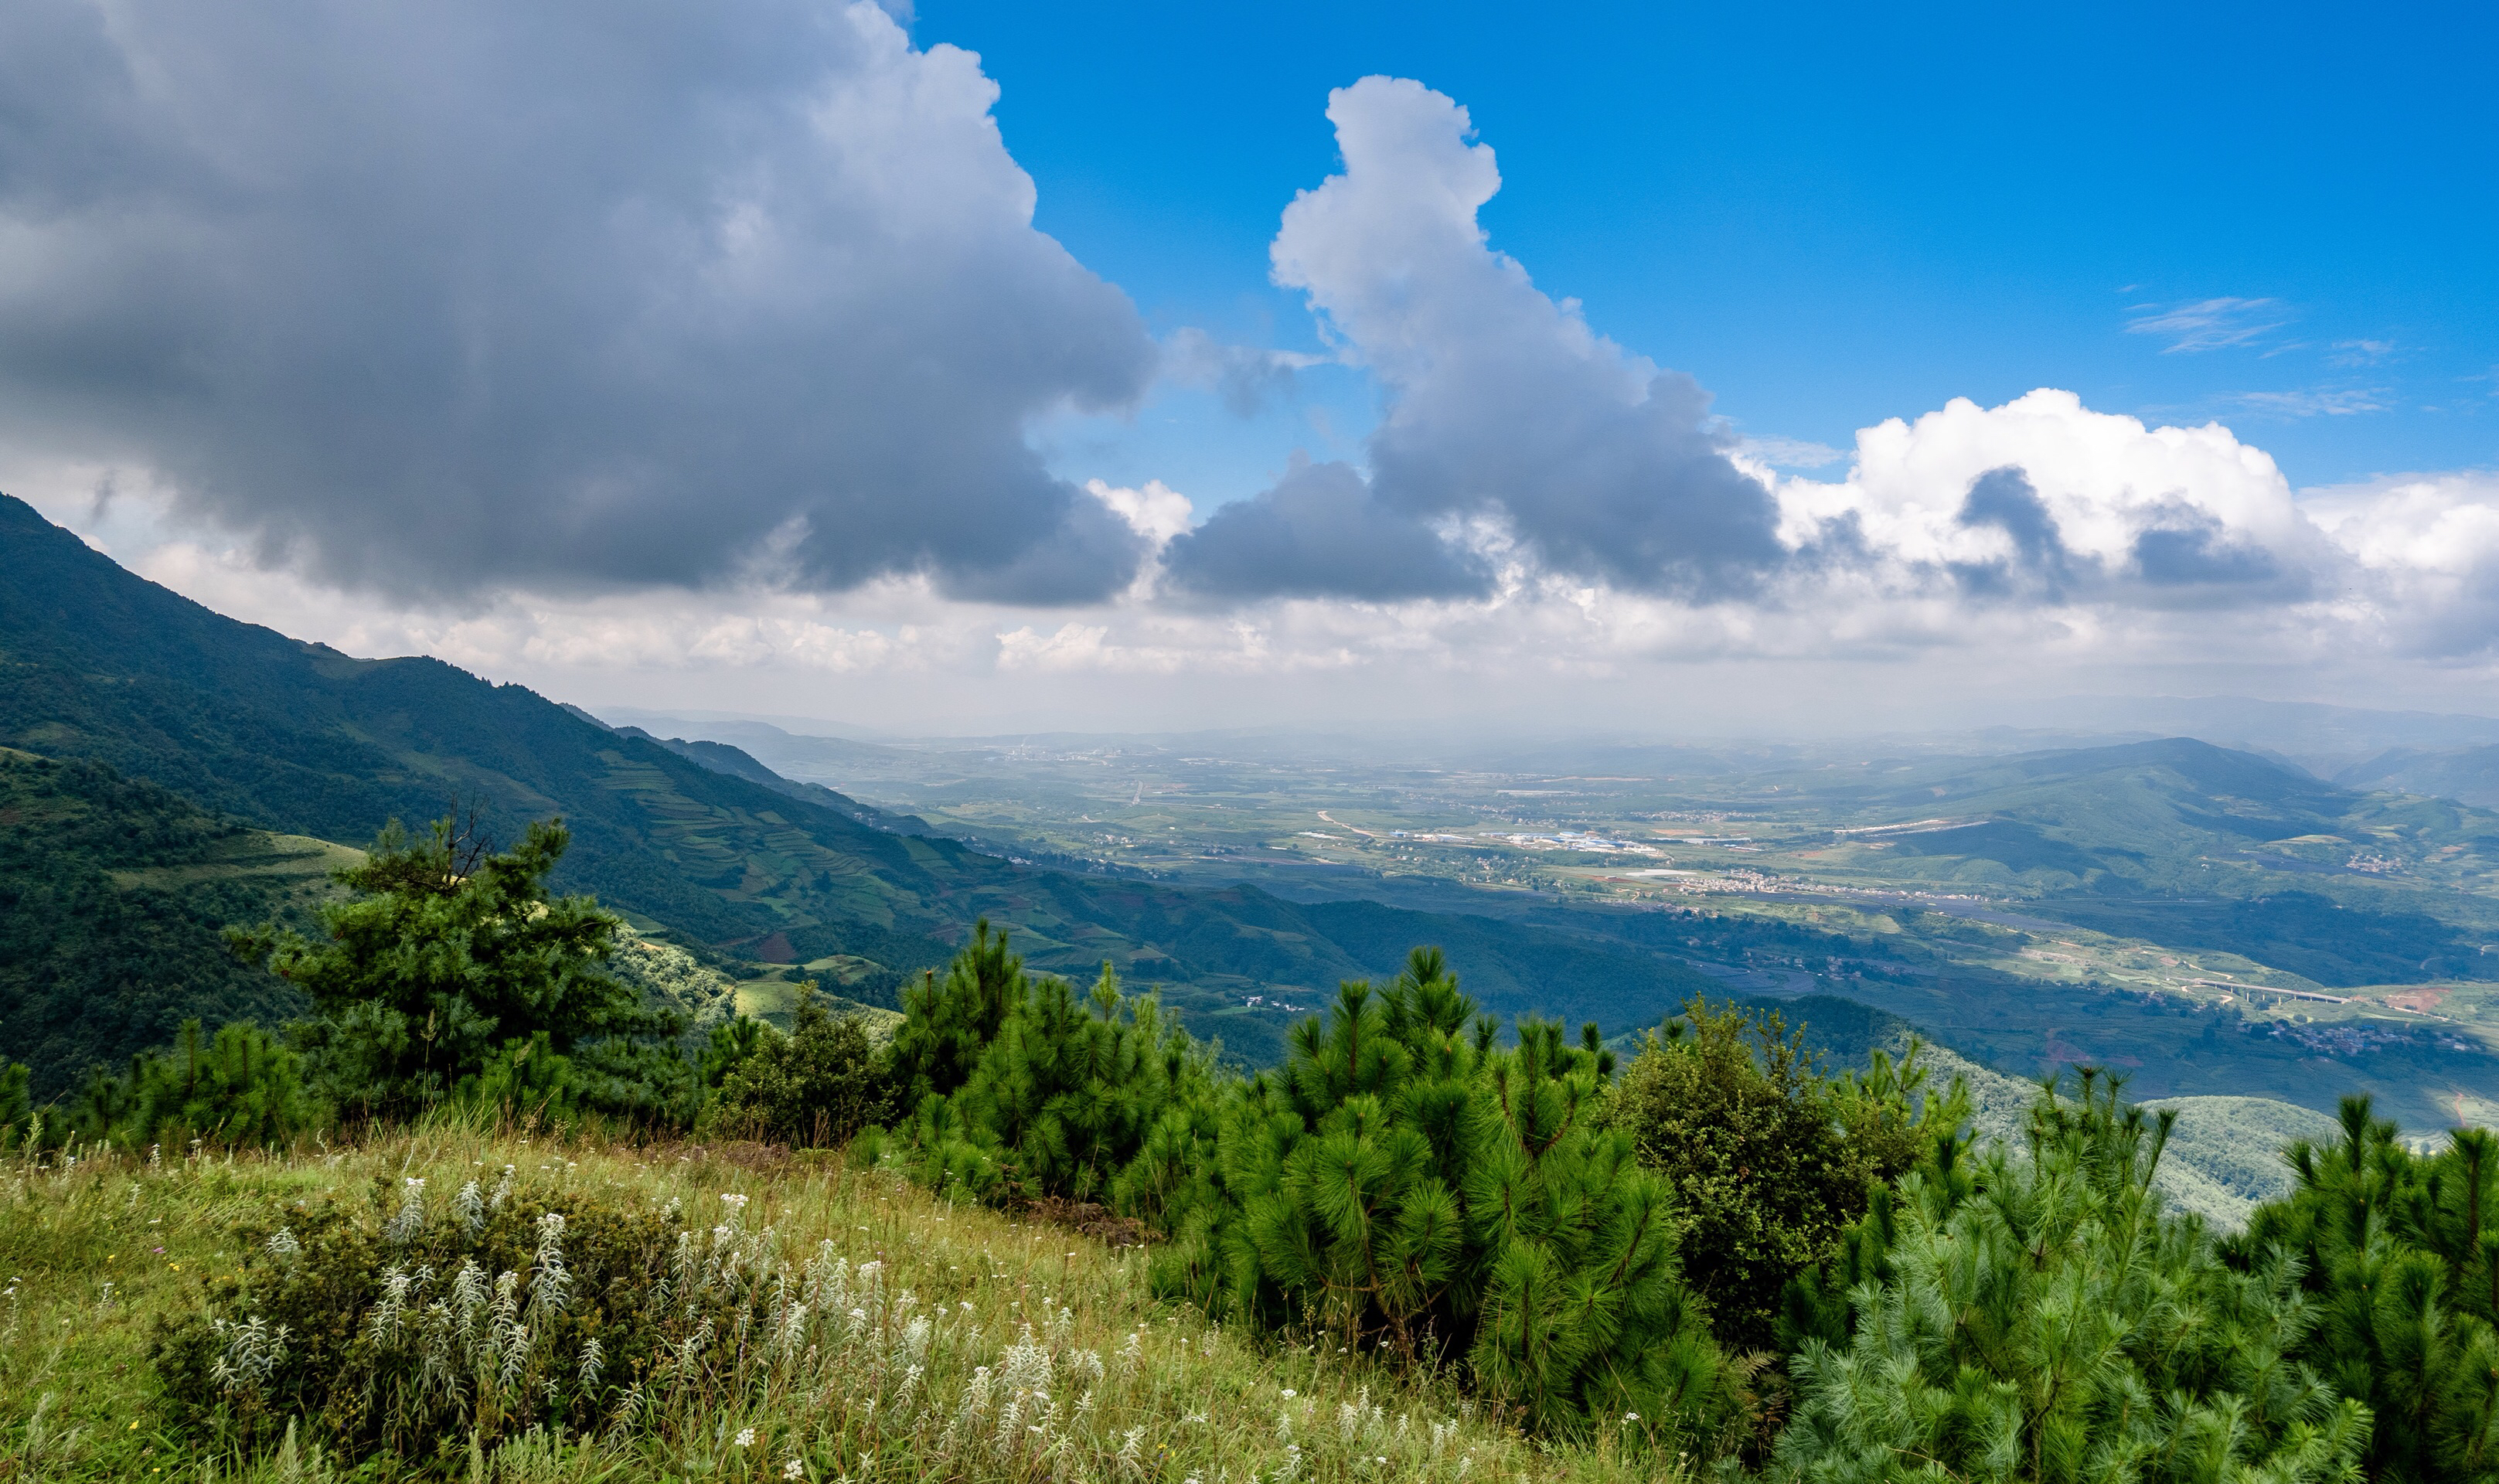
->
[0,1125,1671,1483]
[0,751,346,1097]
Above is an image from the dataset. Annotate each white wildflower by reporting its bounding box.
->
[384,1178,426,1244]
[208,1315,290,1401]
[530,1212,570,1315]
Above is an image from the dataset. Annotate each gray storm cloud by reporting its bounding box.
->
[0,0,1156,603]
[1166,77,1786,602]
[1163,455,1490,600]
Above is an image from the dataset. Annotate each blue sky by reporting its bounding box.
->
[932,0,2497,506]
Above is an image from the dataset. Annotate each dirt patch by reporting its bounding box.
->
[1025,1196,1152,1248]
[2384,985,2451,1013]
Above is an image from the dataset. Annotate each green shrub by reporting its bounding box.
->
[231,814,685,1121]
[1605,998,1956,1353]
[1146,951,1742,1445]
[152,1167,914,1472]
[153,1170,674,1464]
[898,962,1213,1206]
[1770,1070,2369,1483]
[70,1019,313,1149]
[706,982,894,1146]
[0,1058,29,1146]
[2228,1096,2499,1481]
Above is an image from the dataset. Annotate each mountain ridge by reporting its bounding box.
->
[0,495,1740,1066]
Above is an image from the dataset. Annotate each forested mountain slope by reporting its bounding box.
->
[0,750,346,1095]
[0,495,1725,1065]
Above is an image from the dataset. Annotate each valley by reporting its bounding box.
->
[625,713,2499,1130]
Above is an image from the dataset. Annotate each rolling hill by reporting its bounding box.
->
[2336,744,2499,810]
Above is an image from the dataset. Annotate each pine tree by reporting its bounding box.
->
[1772,1070,2370,1483]
[2231,1094,2499,1481]
[895,958,1212,1202]
[1150,949,1738,1441]
[229,815,672,1118]
[887,917,1025,1110]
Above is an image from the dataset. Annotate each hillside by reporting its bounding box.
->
[0,751,346,1096]
[0,1128,1630,1484]
[0,495,1731,1067]
[2337,744,2499,809]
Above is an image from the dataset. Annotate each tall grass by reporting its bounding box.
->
[0,1114,1688,1482]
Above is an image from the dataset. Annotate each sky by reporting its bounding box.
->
[3,0,2496,736]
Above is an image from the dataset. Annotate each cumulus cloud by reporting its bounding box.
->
[1167,77,1783,601]
[2303,471,2499,659]
[0,0,1155,603]
[1771,389,2329,610]
[1165,454,1492,600]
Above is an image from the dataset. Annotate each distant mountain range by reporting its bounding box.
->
[2334,746,2499,810]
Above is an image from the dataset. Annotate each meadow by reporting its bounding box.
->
[0,1122,1668,1483]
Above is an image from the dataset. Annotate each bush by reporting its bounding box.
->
[152,1167,923,1472]
[1605,998,1953,1353]
[1146,951,1743,1443]
[896,962,1213,1207]
[1769,1070,2369,1482]
[70,1019,314,1150]
[705,982,894,1145]
[153,1169,676,1465]
[2228,1096,2499,1481]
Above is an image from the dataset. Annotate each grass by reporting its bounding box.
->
[0,1125,1687,1483]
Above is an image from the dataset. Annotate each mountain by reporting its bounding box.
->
[2335,745,2499,809]
[0,749,349,1097]
[0,495,1731,1067]
[2020,695,2499,777]
[1775,737,2499,986]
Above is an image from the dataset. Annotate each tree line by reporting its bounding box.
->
[8,813,2498,1479]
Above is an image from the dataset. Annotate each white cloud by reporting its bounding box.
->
[1770,388,2327,596]
[2224,387,2391,418]
[1166,77,1781,601]
[15,57,2499,732]
[2124,296,2293,353]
